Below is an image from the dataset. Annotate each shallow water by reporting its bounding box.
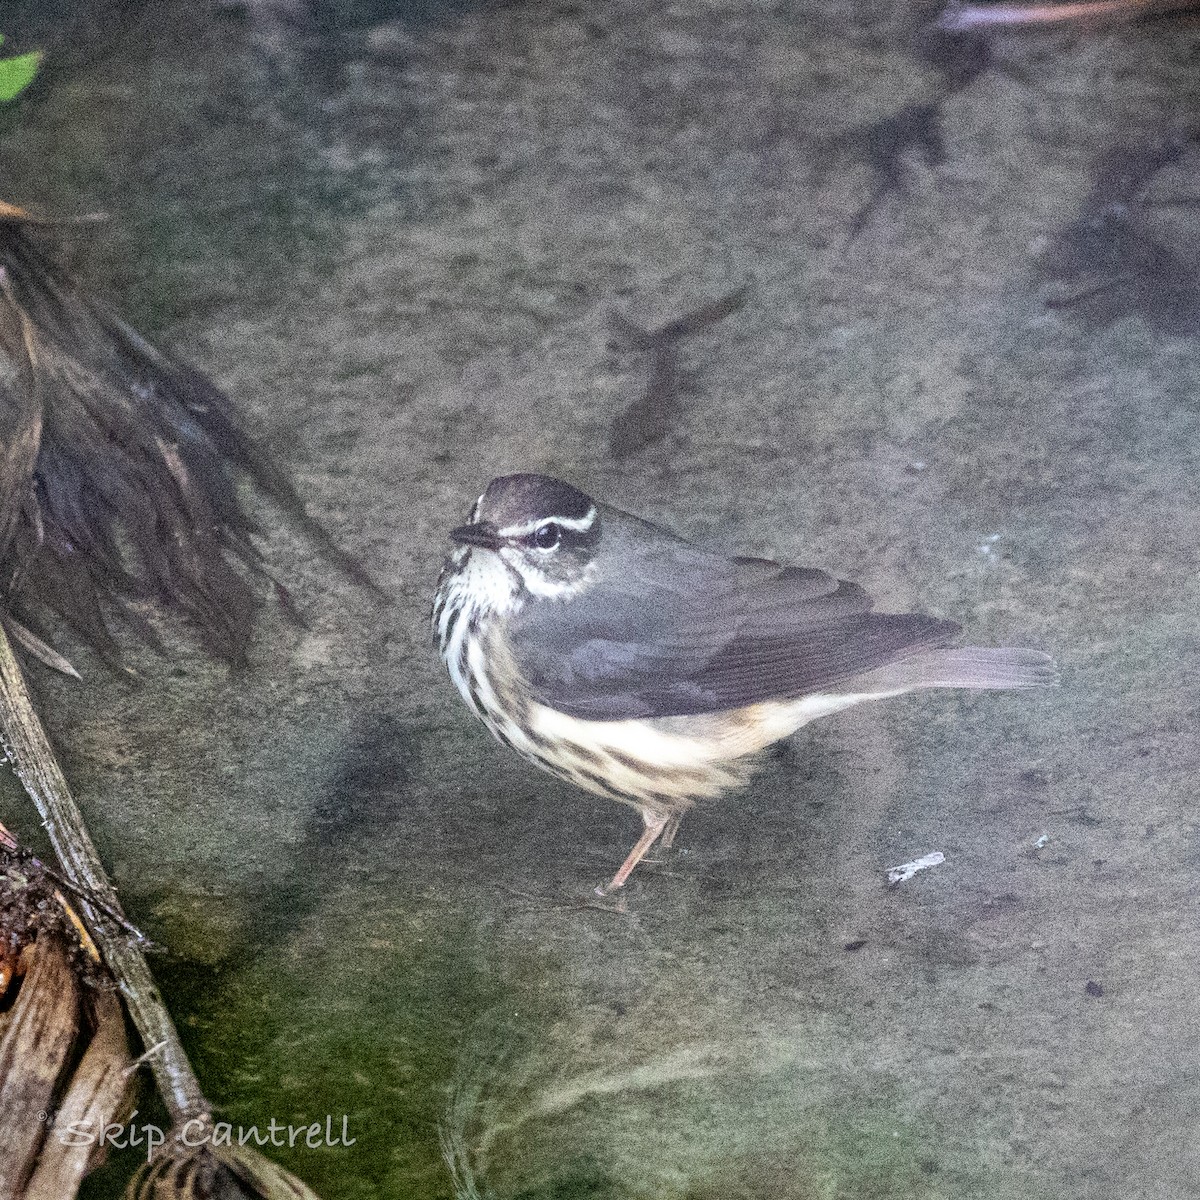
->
[2,2,1200,1197]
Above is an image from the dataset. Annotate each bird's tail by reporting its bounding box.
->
[856,647,1058,692]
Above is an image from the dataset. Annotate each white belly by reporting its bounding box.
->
[521,687,910,810]
[436,570,909,812]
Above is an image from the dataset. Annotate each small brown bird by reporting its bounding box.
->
[433,475,1055,894]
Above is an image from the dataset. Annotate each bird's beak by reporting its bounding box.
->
[449,521,502,550]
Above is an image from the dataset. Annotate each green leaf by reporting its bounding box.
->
[0,49,42,102]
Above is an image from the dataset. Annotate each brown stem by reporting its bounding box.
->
[0,621,209,1124]
[936,0,1200,30]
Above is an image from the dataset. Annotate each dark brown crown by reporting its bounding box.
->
[477,474,595,528]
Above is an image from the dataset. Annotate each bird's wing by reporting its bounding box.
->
[507,552,959,720]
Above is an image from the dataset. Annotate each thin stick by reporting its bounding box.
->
[0,621,209,1123]
[936,0,1200,30]
[0,822,152,945]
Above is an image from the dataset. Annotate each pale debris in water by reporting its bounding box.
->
[887,851,945,886]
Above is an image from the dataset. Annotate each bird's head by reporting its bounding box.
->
[447,474,602,607]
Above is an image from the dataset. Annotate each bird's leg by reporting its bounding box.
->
[598,812,670,895]
[659,813,684,851]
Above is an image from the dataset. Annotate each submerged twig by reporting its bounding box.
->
[844,101,947,240]
[1037,135,1200,331]
[607,286,749,458]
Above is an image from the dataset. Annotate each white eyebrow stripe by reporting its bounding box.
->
[498,506,597,538]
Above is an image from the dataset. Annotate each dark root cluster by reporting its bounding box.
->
[0,205,372,674]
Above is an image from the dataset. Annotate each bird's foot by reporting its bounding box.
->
[504,884,631,916]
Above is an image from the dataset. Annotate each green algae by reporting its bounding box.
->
[129,900,521,1199]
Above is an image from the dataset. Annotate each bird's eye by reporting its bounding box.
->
[532,521,562,550]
